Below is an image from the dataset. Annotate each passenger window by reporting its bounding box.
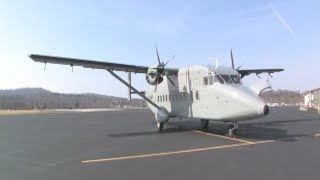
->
[190,91,193,101]
[166,95,168,102]
[195,90,199,100]
[158,96,159,102]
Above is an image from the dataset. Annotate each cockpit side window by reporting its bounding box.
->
[230,75,241,84]
[220,75,232,84]
[203,77,208,85]
[208,76,214,85]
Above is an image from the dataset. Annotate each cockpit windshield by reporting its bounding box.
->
[230,75,241,83]
[220,75,232,84]
[215,74,241,84]
[203,74,241,86]
[213,75,223,84]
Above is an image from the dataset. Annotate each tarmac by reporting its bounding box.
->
[0,107,319,180]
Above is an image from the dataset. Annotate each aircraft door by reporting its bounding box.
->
[191,78,201,116]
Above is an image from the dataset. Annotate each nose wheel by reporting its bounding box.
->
[157,122,164,131]
[201,119,209,129]
[227,122,239,138]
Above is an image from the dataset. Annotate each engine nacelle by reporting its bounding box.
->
[155,107,169,123]
[145,67,163,85]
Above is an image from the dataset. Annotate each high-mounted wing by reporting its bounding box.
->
[29,54,179,75]
[238,69,284,78]
[29,53,176,116]
[29,54,149,73]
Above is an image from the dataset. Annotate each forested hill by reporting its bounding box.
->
[0,88,146,110]
[260,89,303,105]
[0,88,303,110]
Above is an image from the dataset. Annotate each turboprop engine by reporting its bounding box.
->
[145,45,175,92]
[145,67,163,85]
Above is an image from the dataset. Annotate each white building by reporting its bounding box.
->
[303,88,320,111]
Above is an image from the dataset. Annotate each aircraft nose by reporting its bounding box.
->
[263,105,269,115]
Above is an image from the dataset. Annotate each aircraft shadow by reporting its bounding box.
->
[108,117,320,141]
[171,117,320,141]
[108,126,191,138]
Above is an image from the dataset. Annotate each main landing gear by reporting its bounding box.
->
[157,122,164,132]
[201,119,209,129]
[227,122,239,138]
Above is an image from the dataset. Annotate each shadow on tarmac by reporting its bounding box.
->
[108,117,319,142]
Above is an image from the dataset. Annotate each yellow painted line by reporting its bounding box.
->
[82,140,272,164]
[192,130,255,144]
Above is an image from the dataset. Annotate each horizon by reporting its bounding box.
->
[1,1,320,97]
[0,86,304,95]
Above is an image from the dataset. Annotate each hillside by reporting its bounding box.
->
[0,88,303,110]
[260,89,303,105]
[0,88,146,110]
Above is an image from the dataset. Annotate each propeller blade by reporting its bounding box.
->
[164,55,175,66]
[230,49,235,69]
[154,79,159,93]
[155,44,161,65]
[236,64,243,70]
[164,71,175,86]
[167,76,175,86]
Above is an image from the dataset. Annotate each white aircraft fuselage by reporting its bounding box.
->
[145,65,269,123]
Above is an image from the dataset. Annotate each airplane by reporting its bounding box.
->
[29,47,283,137]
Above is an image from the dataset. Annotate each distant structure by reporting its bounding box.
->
[303,88,320,112]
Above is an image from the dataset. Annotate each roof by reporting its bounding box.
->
[207,66,239,75]
[303,87,320,95]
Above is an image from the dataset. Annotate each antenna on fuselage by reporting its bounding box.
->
[230,49,235,69]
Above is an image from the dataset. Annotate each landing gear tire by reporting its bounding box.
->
[157,122,164,132]
[227,122,239,138]
[201,119,209,129]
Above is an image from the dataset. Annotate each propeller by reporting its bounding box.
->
[230,49,244,70]
[153,44,175,92]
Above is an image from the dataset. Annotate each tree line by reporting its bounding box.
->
[0,88,146,110]
[0,88,303,110]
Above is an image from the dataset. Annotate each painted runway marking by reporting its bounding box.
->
[192,130,254,144]
[82,140,273,164]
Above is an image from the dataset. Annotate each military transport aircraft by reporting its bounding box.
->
[29,47,283,137]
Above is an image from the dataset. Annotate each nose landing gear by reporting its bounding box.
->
[227,122,239,138]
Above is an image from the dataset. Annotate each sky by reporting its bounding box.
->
[0,0,320,97]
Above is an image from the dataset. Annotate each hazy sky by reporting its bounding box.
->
[1,0,319,97]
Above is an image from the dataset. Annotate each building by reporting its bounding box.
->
[303,88,320,111]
